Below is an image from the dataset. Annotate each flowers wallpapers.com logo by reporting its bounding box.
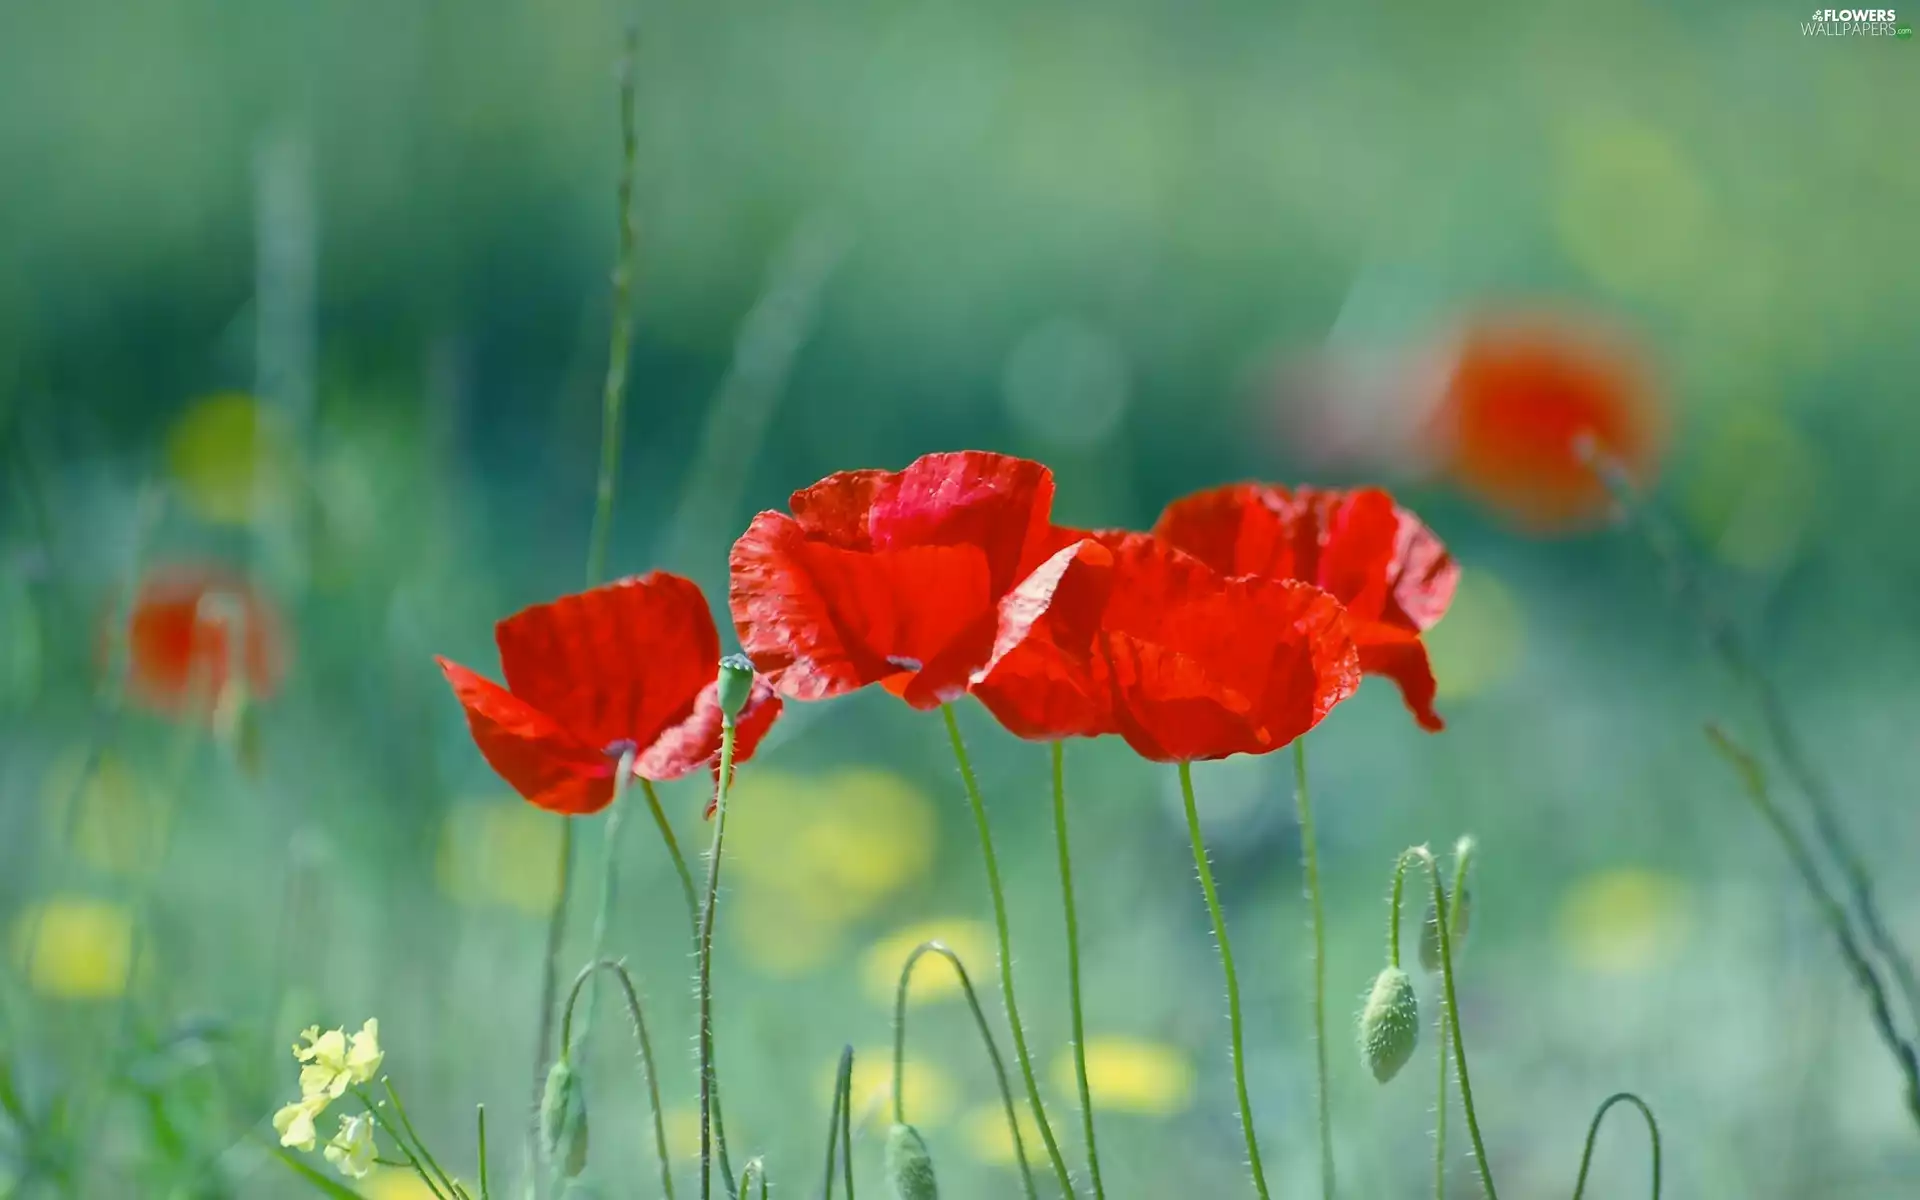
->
[1802,6,1912,34]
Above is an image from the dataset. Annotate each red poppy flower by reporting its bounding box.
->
[729,451,1081,709]
[118,562,288,719]
[969,535,1362,761]
[1151,484,1458,731]
[437,573,781,816]
[1428,309,1663,531]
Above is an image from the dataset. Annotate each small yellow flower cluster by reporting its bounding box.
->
[273,1019,384,1179]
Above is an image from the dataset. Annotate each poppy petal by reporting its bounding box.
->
[494,573,721,754]
[1103,632,1261,762]
[436,657,615,815]
[731,511,992,701]
[1355,625,1444,732]
[641,676,785,785]
[968,538,1118,740]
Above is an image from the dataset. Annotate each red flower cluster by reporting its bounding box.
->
[731,451,1457,762]
[441,452,1456,809]
[438,573,781,815]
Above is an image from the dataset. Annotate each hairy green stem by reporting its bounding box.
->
[1571,1092,1661,1199]
[1178,762,1271,1200]
[639,777,735,1186]
[1433,840,1473,1200]
[1706,725,1920,1121]
[1391,848,1495,1199]
[354,1085,449,1200]
[1052,741,1105,1199]
[576,748,638,1043]
[559,959,675,1200]
[384,1078,461,1197]
[1294,739,1333,1199]
[740,1158,768,1200]
[698,722,739,1200]
[939,704,1076,1197]
[529,22,644,1185]
[893,940,1039,1200]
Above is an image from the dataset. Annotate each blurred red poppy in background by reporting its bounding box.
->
[1152,484,1458,731]
[437,573,781,815]
[729,451,1081,709]
[969,534,1361,761]
[119,562,288,719]
[1427,309,1663,531]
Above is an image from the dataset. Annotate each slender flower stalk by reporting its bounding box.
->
[529,19,644,1178]
[1571,1092,1662,1200]
[476,1106,491,1200]
[1177,762,1271,1200]
[575,747,639,1043]
[698,718,739,1200]
[1431,837,1474,1200]
[1052,741,1105,1199]
[940,704,1077,1198]
[822,1045,856,1200]
[893,940,1039,1200]
[1587,443,1920,1052]
[558,959,675,1200]
[1391,846,1496,1199]
[1293,739,1334,1199]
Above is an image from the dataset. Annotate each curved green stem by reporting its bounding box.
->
[383,1078,461,1198]
[740,1158,768,1200]
[559,959,675,1200]
[641,776,735,1185]
[476,1106,491,1200]
[1294,739,1333,1200]
[1052,742,1105,1199]
[1570,1092,1661,1199]
[353,1085,449,1200]
[939,704,1076,1198]
[1433,843,1473,1200]
[1178,762,1271,1200]
[893,940,1039,1200]
[1392,847,1496,1199]
[698,721,739,1200]
[823,1045,855,1200]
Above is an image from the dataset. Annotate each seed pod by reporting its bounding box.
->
[717,654,756,723]
[885,1122,939,1200]
[1358,967,1420,1084]
[1418,884,1472,974]
[540,1059,590,1178]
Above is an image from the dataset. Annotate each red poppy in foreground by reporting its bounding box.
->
[119,562,289,719]
[729,451,1079,709]
[1428,309,1663,531]
[437,573,781,815]
[969,535,1362,761]
[1152,484,1458,731]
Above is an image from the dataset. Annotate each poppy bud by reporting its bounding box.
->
[1358,966,1420,1083]
[885,1122,939,1200]
[1418,884,1472,974]
[540,1059,590,1178]
[717,654,755,725]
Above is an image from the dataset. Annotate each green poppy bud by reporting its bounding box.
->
[885,1122,939,1200]
[1418,884,1471,974]
[1358,967,1420,1084]
[717,654,756,724]
[540,1059,590,1178]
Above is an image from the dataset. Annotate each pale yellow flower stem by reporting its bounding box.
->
[1390,848,1495,1199]
[892,940,1039,1200]
[353,1084,452,1200]
[940,704,1077,1199]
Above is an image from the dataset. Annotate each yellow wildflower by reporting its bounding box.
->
[436,799,564,915]
[365,1169,443,1200]
[961,1102,1043,1167]
[1559,868,1692,975]
[829,1051,953,1130]
[325,1112,376,1179]
[294,1018,383,1100]
[274,1095,326,1152]
[1051,1038,1194,1116]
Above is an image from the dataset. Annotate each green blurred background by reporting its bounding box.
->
[4,1,1920,1196]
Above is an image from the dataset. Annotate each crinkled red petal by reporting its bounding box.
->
[436,657,615,815]
[1354,624,1444,732]
[968,538,1119,740]
[494,573,721,754]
